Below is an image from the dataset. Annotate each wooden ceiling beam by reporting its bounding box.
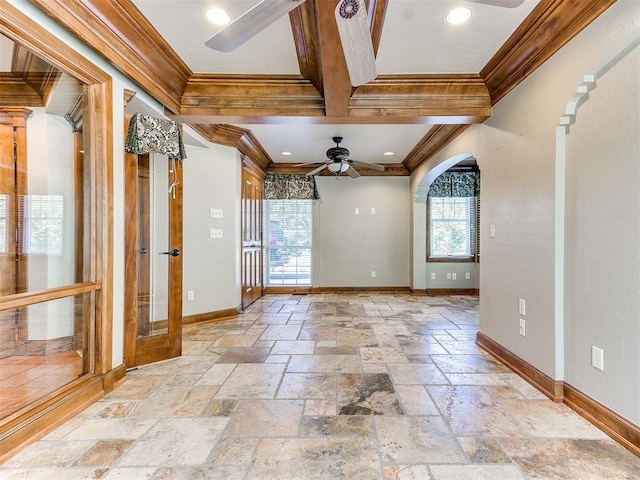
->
[180,74,325,117]
[178,73,490,122]
[314,0,352,117]
[290,1,323,95]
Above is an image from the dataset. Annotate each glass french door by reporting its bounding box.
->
[124,150,182,367]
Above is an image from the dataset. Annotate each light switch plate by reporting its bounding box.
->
[210,208,223,219]
[210,228,223,239]
[518,298,526,316]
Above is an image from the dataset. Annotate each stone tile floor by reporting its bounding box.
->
[1,294,639,479]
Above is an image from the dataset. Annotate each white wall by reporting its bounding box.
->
[314,176,410,287]
[411,0,639,423]
[564,41,640,423]
[182,139,242,315]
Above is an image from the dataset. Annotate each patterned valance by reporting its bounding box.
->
[264,174,319,200]
[125,113,186,160]
[428,171,480,198]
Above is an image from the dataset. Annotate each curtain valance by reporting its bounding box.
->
[125,113,187,160]
[264,174,319,200]
[428,171,480,198]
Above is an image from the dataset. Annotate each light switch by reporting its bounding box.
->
[490,224,496,238]
[210,228,223,239]
[370,207,376,214]
[354,208,359,215]
[210,208,223,219]
[518,298,526,316]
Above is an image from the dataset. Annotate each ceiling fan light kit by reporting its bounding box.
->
[297,137,385,178]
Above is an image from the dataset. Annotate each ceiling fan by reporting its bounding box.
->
[204,0,524,87]
[296,136,385,178]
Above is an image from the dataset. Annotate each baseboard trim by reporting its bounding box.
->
[476,331,640,456]
[563,383,640,457]
[183,308,239,325]
[102,363,127,392]
[264,287,313,295]
[311,286,411,294]
[0,374,105,462]
[476,331,563,402]
[412,288,479,296]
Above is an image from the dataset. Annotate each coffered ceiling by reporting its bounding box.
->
[24,0,616,174]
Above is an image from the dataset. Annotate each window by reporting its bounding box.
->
[22,194,64,255]
[428,196,478,261]
[264,199,312,285]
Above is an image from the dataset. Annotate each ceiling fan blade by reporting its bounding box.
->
[346,166,360,179]
[306,164,328,176]
[205,0,307,52]
[348,159,385,172]
[465,0,524,8]
[334,0,377,87]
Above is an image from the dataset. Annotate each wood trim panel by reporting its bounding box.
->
[183,308,239,325]
[0,74,44,106]
[563,383,640,457]
[403,124,471,172]
[28,0,190,113]
[0,282,99,311]
[180,75,325,118]
[476,331,563,402]
[206,124,273,172]
[290,1,323,94]
[311,286,411,294]
[368,0,389,56]
[264,287,313,295]
[0,375,104,462]
[411,288,479,296]
[0,4,109,85]
[266,162,408,176]
[12,44,61,106]
[349,75,491,122]
[481,0,616,104]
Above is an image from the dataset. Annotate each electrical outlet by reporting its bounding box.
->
[209,208,223,218]
[431,273,436,280]
[371,271,376,278]
[591,346,604,371]
[518,298,526,316]
[519,318,526,336]
[187,290,195,301]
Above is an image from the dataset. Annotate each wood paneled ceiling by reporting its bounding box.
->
[28,0,615,174]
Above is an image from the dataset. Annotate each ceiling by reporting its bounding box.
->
[12,0,611,175]
[130,0,538,170]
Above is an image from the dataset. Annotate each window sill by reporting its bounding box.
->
[427,256,476,263]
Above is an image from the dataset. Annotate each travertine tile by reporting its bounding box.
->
[2,294,638,480]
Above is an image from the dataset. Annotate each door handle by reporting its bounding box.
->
[138,247,148,254]
[160,249,180,257]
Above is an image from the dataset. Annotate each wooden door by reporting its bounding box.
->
[123,150,183,367]
[241,167,263,309]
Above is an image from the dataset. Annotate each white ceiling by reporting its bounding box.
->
[131,0,540,166]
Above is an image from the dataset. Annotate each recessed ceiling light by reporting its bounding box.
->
[444,6,472,26]
[281,151,292,156]
[204,7,231,26]
[383,151,395,156]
